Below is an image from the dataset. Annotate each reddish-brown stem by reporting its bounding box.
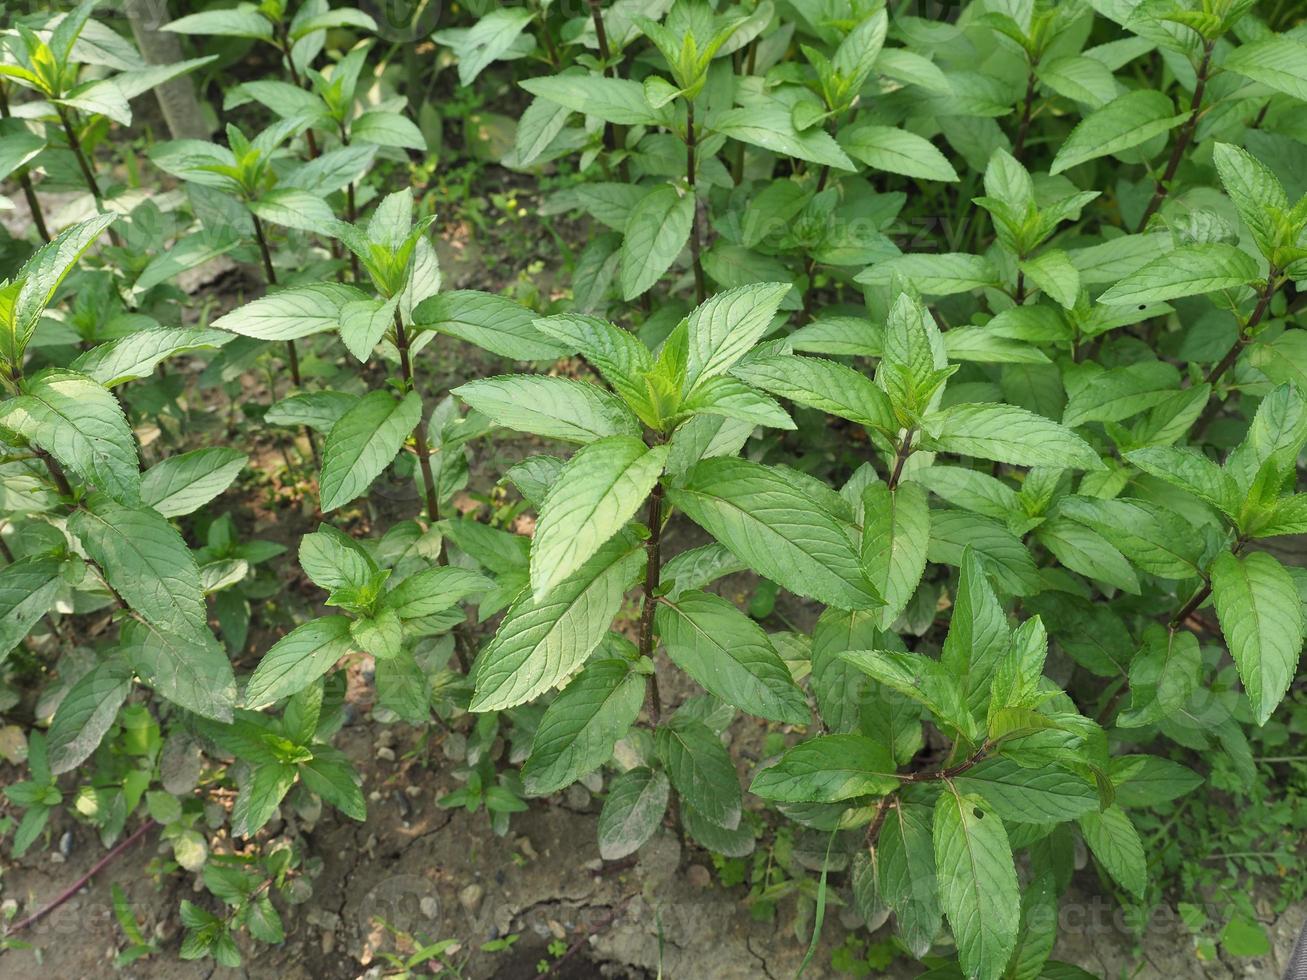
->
[887,428,916,491]
[686,101,706,305]
[1137,41,1214,232]
[393,311,440,526]
[893,746,989,783]
[638,482,665,724]
[1012,68,1037,162]
[6,819,157,935]
[1193,274,1280,436]
[38,448,73,498]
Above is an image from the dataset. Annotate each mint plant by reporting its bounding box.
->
[4,0,1307,975]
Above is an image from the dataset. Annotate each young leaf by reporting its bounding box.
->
[684,282,792,391]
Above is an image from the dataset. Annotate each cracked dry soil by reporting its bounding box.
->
[2,714,1304,979]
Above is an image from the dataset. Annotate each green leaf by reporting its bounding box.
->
[471,534,644,711]
[923,402,1102,470]
[69,496,207,637]
[730,354,895,433]
[0,555,62,660]
[933,787,1020,979]
[715,103,856,170]
[855,252,998,296]
[1007,874,1058,980]
[1124,446,1238,516]
[0,368,140,504]
[3,214,117,367]
[942,547,1011,714]
[520,74,662,126]
[1076,806,1146,898]
[46,657,133,774]
[1020,250,1080,310]
[953,760,1100,823]
[231,764,296,837]
[1117,626,1202,728]
[1034,518,1140,595]
[383,566,492,619]
[598,767,670,860]
[841,649,972,737]
[861,480,930,629]
[656,590,808,724]
[1224,36,1307,103]
[413,290,572,361]
[522,658,645,795]
[620,184,695,300]
[1212,142,1288,259]
[839,125,958,181]
[119,619,236,722]
[1056,496,1202,580]
[211,283,368,341]
[684,282,792,391]
[163,9,274,38]
[655,715,741,828]
[530,436,667,599]
[1211,550,1305,726]
[140,448,246,518]
[453,375,642,444]
[667,457,880,610]
[298,746,366,821]
[751,734,897,803]
[1049,90,1186,175]
[1109,755,1203,808]
[1096,243,1259,305]
[71,327,230,387]
[244,616,355,709]
[319,391,422,512]
[878,801,940,957]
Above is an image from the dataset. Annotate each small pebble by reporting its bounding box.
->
[376,746,395,762]
[459,883,484,914]
[547,918,566,940]
[321,930,335,954]
[686,864,711,889]
[50,852,65,864]
[420,896,439,920]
